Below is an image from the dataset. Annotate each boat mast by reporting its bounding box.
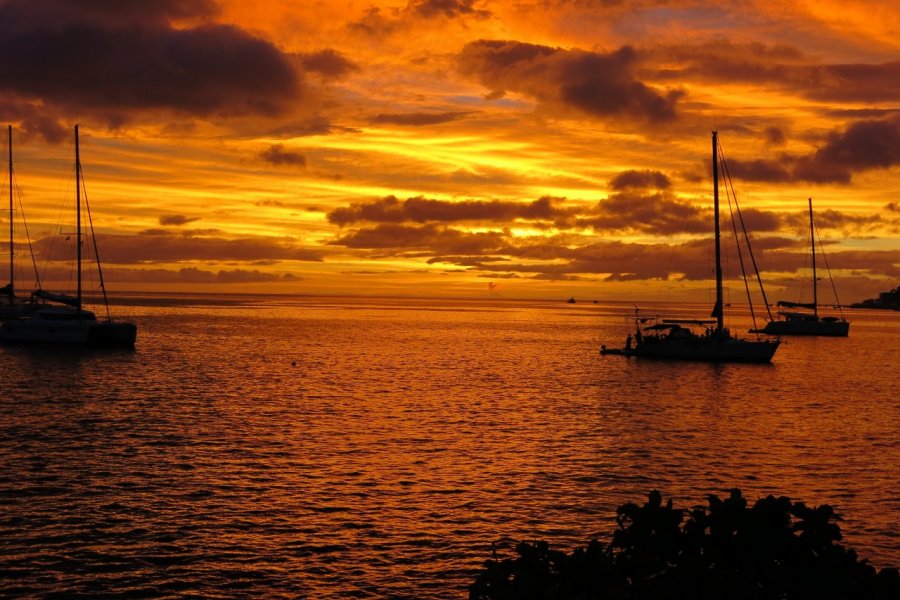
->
[75,125,82,315]
[809,197,817,317]
[712,131,724,333]
[7,125,12,298]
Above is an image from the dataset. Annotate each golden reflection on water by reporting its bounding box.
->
[0,296,897,597]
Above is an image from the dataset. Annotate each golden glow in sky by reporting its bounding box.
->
[1,0,898,301]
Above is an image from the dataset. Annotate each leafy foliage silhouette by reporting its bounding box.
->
[470,489,898,599]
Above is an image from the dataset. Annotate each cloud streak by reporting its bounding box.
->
[33,232,323,264]
[328,195,569,226]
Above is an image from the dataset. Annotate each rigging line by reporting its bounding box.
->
[12,170,42,289]
[40,163,76,289]
[728,188,757,328]
[812,216,845,319]
[717,143,774,322]
[80,168,111,321]
[719,153,758,332]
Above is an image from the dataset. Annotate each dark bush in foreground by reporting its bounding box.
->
[470,489,898,599]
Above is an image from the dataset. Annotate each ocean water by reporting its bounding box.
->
[1,295,897,598]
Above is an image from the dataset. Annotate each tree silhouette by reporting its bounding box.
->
[470,489,898,599]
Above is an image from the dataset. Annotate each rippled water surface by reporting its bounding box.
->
[1,295,898,598]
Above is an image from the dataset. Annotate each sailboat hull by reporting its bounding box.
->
[89,322,137,347]
[0,303,36,321]
[0,310,136,348]
[0,318,93,344]
[760,318,849,337]
[631,337,780,363]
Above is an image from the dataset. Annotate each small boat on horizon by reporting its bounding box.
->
[601,131,780,363]
[0,125,136,348]
[752,198,849,337]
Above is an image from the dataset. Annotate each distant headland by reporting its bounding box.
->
[850,285,900,311]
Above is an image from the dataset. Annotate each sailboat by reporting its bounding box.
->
[0,126,35,320]
[0,125,137,347]
[756,198,849,337]
[600,131,780,363]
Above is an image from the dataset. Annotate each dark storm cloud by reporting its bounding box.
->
[652,41,900,103]
[791,117,900,183]
[722,158,793,182]
[0,97,69,142]
[327,195,569,225]
[582,191,708,234]
[298,49,359,78]
[723,117,900,184]
[333,220,897,284]
[609,169,671,190]
[371,111,472,126]
[328,183,883,244]
[330,223,507,254]
[326,190,797,237]
[762,248,900,278]
[458,40,682,122]
[159,214,200,226]
[734,208,783,233]
[259,144,307,167]
[432,237,718,281]
[33,233,323,264]
[806,62,900,103]
[426,255,509,267]
[0,0,300,131]
[783,208,887,234]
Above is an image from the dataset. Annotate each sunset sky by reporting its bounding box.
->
[2,0,899,302]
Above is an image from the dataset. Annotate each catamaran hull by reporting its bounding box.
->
[759,320,849,337]
[630,338,780,363]
[0,304,35,321]
[89,322,137,347]
[0,320,136,348]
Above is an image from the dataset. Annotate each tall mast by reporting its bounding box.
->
[75,125,82,315]
[712,131,724,333]
[7,125,12,297]
[809,197,817,317]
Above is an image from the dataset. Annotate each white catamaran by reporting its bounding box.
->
[0,125,136,347]
[601,131,780,363]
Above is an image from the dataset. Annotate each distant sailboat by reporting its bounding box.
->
[601,131,780,363]
[755,198,849,337]
[0,125,136,347]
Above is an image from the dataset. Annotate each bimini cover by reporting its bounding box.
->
[32,289,79,307]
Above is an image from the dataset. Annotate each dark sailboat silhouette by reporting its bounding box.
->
[0,125,136,347]
[0,126,37,321]
[755,198,849,337]
[601,131,779,363]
